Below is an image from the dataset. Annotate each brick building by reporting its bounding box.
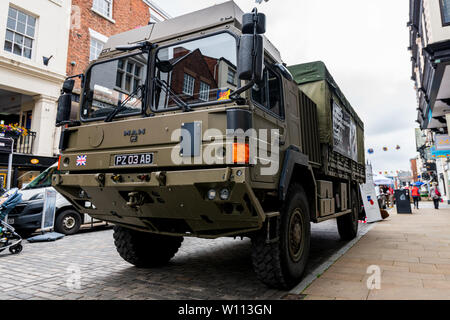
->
[68,0,170,92]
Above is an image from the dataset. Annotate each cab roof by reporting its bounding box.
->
[101,1,282,63]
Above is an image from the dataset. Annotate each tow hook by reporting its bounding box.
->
[95,173,105,187]
[126,192,147,208]
[155,171,166,186]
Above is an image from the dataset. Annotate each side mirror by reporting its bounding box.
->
[242,12,266,35]
[237,9,265,82]
[56,93,72,126]
[56,79,75,126]
[237,34,264,81]
[62,79,75,94]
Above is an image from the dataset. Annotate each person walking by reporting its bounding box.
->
[412,184,420,209]
[389,186,394,208]
[430,182,441,210]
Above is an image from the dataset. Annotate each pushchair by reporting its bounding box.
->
[0,188,23,254]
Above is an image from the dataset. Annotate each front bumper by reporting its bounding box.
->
[53,167,265,238]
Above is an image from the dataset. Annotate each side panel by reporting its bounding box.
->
[298,89,321,165]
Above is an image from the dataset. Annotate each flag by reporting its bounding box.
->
[76,155,87,166]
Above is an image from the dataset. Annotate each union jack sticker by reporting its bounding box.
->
[76,155,87,166]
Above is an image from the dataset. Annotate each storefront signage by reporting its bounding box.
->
[431,146,450,159]
[435,134,450,151]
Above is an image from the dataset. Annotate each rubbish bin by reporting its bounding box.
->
[394,189,412,214]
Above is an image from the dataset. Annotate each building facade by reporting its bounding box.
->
[0,0,72,186]
[409,0,450,201]
[68,0,170,94]
[0,0,170,187]
[410,0,450,131]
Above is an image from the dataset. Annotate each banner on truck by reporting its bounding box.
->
[333,101,357,162]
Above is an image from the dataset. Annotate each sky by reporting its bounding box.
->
[152,0,418,174]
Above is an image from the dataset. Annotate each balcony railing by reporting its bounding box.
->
[15,131,36,154]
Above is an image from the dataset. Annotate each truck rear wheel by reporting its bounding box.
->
[251,183,311,289]
[337,189,359,240]
[113,226,183,268]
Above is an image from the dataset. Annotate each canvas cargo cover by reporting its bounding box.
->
[288,61,365,165]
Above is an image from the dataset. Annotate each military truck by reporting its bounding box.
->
[52,1,365,289]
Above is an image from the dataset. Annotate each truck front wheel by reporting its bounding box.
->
[113,226,183,268]
[251,183,311,289]
[337,189,359,240]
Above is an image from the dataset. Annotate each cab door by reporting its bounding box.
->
[250,64,286,183]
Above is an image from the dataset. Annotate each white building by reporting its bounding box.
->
[0,0,72,185]
[410,0,450,131]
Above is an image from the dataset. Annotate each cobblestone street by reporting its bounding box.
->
[0,221,369,300]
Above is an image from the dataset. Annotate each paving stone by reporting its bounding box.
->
[303,203,450,300]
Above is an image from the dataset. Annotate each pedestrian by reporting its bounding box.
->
[412,184,420,209]
[430,182,441,210]
[389,186,394,208]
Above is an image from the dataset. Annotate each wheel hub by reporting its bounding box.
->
[63,216,76,229]
[288,209,304,262]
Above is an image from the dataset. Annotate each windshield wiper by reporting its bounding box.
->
[104,85,145,122]
[153,78,192,112]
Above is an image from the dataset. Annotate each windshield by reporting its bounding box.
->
[153,33,238,111]
[82,52,148,120]
[22,166,57,190]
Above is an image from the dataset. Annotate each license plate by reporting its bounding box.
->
[7,218,14,224]
[114,153,154,166]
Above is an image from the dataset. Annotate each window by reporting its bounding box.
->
[92,0,113,19]
[251,66,284,118]
[441,0,450,25]
[4,7,36,59]
[183,74,195,96]
[115,58,144,94]
[89,38,104,61]
[199,82,210,101]
[154,33,237,110]
[82,52,148,120]
[227,68,236,85]
[22,166,57,190]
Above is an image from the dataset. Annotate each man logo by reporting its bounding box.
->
[124,129,146,143]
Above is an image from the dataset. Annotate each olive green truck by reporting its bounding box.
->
[52,1,365,289]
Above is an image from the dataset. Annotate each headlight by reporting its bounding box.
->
[29,193,44,200]
[207,189,216,200]
[219,188,230,200]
